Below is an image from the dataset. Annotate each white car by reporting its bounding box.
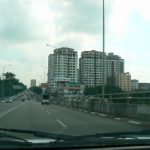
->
[41,99,50,105]
[5,99,13,103]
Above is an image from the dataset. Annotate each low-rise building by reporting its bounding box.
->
[116,72,131,92]
[58,82,85,98]
[138,83,150,91]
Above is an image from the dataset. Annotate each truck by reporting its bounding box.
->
[41,94,50,105]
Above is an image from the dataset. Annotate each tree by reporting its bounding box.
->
[0,72,27,98]
[84,85,123,95]
[29,86,42,95]
[4,72,15,79]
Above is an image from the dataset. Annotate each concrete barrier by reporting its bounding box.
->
[51,96,150,122]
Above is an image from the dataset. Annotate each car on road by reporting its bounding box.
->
[41,99,50,105]
[5,99,13,103]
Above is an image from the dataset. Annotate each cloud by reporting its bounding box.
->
[50,0,109,36]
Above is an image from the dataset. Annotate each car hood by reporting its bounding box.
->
[27,138,56,144]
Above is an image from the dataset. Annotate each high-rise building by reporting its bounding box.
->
[116,72,131,91]
[48,47,78,93]
[79,50,107,87]
[31,79,36,87]
[131,79,139,91]
[107,53,124,85]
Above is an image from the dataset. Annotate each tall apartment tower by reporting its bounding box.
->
[79,50,107,87]
[107,53,124,85]
[48,47,78,92]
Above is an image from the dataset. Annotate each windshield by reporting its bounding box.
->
[0,0,150,149]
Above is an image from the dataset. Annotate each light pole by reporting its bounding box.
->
[2,64,11,98]
[46,44,57,49]
[41,65,47,83]
[102,0,105,101]
[35,75,43,86]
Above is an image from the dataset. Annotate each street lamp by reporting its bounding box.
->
[2,64,12,98]
[46,44,57,49]
[35,75,43,86]
[102,0,105,101]
[41,65,47,83]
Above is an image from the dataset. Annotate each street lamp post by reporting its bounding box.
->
[35,75,43,86]
[2,64,11,98]
[47,44,57,49]
[41,65,47,83]
[102,0,105,101]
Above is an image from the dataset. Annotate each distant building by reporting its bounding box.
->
[131,79,139,91]
[31,79,36,87]
[79,50,107,87]
[138,83,150,91]
[116,72,131,91]
[107,53,124,85]
[48,47,78,93]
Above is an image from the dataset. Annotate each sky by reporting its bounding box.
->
[0,0,150,87]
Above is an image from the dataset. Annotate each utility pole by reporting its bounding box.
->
[102,0,105,101]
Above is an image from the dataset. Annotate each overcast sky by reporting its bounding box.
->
[0,0,150,87]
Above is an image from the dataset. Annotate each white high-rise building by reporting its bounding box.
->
[79,50,107,87]
[48,47,78,93]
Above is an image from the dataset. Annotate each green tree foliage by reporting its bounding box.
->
[4,72,15,79]
[28,86,42,95]
[84,85,123,95]
[0,72,27,98]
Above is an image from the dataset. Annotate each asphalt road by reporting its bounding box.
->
[0,99,149,136]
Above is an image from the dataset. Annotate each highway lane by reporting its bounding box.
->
[0,100,24,115]
[0,99,149,137]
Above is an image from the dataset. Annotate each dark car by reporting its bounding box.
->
[22,98,25,102]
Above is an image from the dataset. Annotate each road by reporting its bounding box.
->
[0,99,149,136]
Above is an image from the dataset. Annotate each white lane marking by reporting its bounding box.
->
[128,120,141,125]
[91,112,96,115]
[99,113,106,117]
[114,118,121,120]
[46,111,50,114]
[0,103,24,118]
[56,119,67,128]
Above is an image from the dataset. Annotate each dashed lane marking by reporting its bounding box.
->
[128,120,141,125]
[0,103,24,118]
[46,111,50,114]
[114,118,121,120]
[56,119,67,128]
